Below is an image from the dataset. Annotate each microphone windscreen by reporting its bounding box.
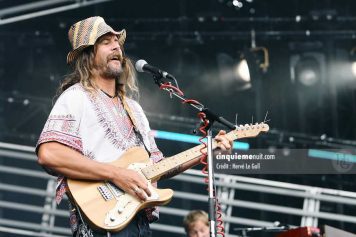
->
[135,59,147,72]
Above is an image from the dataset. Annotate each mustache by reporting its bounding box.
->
[107,52,124,62]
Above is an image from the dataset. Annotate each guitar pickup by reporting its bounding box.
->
[106,182,124,197]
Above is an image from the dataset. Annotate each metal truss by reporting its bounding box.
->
[0,0,113,26]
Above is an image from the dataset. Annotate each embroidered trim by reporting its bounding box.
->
[86,91,142,150]
[39,130,82,152]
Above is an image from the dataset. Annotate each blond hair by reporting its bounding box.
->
[183,210,209,233]
[57,45,138,99]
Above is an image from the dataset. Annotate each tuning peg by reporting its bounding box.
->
[263,111,269,123]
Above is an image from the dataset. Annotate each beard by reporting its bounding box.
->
[95,51,124,80]
[100,62,123,79]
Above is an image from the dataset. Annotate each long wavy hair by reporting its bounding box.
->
[57,46,138,100]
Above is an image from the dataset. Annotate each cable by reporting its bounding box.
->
[197,112,225,237]
[215,196,225,236]
[197,112,209,184]
[159,82,184,97]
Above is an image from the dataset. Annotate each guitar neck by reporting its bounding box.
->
[141,125,264,182]
[141,141,217,181]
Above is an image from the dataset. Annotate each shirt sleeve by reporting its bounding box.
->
[36,87,85,172]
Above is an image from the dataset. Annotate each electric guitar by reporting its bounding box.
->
[67,122,269,231]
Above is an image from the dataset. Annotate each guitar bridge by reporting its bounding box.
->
[98,182,124,201]
[98,185,113,201]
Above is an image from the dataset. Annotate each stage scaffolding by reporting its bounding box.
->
[1,141,356,236]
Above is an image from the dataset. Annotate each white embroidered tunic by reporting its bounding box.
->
[36,83,163,223]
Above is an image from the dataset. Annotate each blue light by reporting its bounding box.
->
[152,130,249,150]
[308,149,356,163]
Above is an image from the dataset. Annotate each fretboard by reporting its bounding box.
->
[141,124,266,181]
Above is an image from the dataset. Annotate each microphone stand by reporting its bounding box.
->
[150,74,236,237]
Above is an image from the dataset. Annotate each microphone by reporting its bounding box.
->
[135,59,174,80]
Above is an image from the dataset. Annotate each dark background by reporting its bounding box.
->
[1,0,356,236]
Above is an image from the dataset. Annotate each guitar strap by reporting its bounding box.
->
[120,95,151,157]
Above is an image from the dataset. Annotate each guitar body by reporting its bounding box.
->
[67,147,174,232]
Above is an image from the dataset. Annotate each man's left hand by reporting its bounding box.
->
[214,130,233,153]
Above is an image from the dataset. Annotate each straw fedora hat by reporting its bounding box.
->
[67,16,126,64]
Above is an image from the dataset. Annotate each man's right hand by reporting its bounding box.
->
[111,167,152,201]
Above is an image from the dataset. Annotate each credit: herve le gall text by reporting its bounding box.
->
[215,162,261,170]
